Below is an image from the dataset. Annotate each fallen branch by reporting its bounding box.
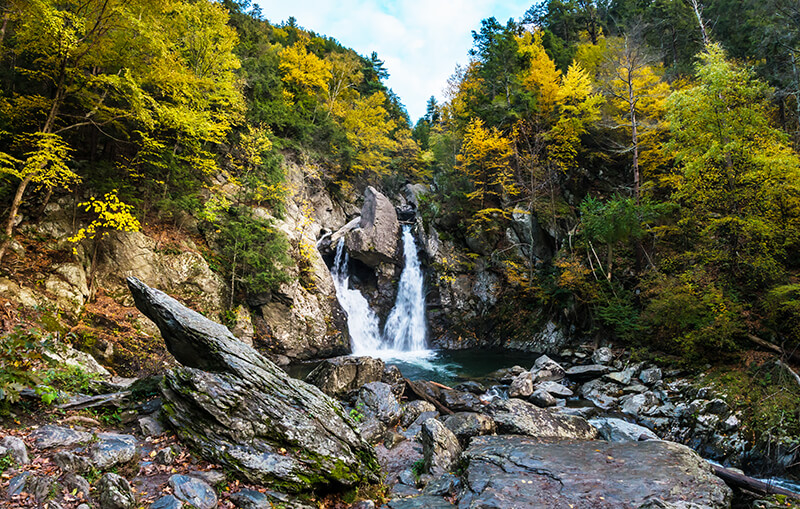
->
[404,378,454,415]
[429,381,454,391]
[747,334,800,364]
[776,359,800,389]
[711,463,800,500]
[57,391,130,410]
[61,415,103,427]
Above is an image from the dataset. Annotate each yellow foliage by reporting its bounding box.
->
[68,190,141,248]
[341,92,397,176]
[457,118,516,207]
[0,132,80,190]
[549,63,603,171]
[279,37,332,95]
[517,30,561,113]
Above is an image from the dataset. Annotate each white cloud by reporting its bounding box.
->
[253,0,533,121]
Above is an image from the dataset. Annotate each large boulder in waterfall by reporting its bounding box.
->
[345,187,400,267]
[459,436,732,508]
[305,356,386,398]
[126,277,380,492]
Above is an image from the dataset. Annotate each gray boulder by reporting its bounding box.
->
[580,378,622,410]
[534,381,573,398]
[529,388,558,408]
[531,355,565,382]
[305,356,385,398]
[345,187,400,267]
[460,436,731,508]
[169,475,217,509]
[639,366,662,385]
[53,451,92,474]
[565,364,610,381]
[591,346,614,365]
[127,277,379,492]
[421,419,462,476]
[28,425,92,449]
[91,433,138,469]
[150,495,183,509]
[2,436,29,465]
[489,399,597,440]
[97,473,136,509]
[401,400,437,428]
[589,417,659,442]
[508,372,534,398]
[443,412,496,446]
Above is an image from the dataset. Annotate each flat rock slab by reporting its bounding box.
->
[489,399,597,440]
[565,364,610,381]
[461,436,732,509]
[29,425,92,449]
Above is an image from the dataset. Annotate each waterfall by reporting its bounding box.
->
[330,224,429,358]
[383,225,428,351]
[331,240,383,354]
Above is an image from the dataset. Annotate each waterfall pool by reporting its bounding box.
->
[285,348,544,385]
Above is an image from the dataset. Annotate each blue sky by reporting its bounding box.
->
[253,0,536,122]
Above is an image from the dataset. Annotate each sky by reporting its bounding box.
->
[253,0,536,123]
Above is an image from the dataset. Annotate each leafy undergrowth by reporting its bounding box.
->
[701,352,800,450]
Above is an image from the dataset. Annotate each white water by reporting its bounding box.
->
[330,225,432,361]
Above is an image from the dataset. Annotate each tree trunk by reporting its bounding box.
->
[0,175,33,264]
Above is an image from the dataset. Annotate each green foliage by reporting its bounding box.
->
[411,458,426,479]
[0,328,52,408]
[0,453,13,475]
[216,207,292,299]
[43,365,103,394]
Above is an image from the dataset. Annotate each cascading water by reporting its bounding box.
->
[330,224,434,361]
[382,225,427,351]
[331,240,383,354]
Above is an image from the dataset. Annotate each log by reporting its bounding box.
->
[747,334,800,364]
[711,464,800,500]
[404,378,454,415]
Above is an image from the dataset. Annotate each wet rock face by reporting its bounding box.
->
[127,277,379,492]
[460,436,732,509]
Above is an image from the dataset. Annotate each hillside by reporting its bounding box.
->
[1,0,800,507]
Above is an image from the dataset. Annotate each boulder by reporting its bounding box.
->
[401,401,437,428]
[150,495,183,509]
[305,356,386,398]
[438,389,483,412]
[453,381,485,394]
[508,372,534,398]
[356,381,402,443]
[345,186,400,267]
[169,475,217,509]
[529,388,558,408]
[579,378,621,410]
[53,451,92,474]
[97,473,136,509]
[443,412,496,446]
[620,392,660,417]
[534,381,573,398]
[28,425,92,449]
[589,417,659,442]
[531,355,565,382]
[605,368,636,385]
[489,399,597,440]
[138,415,164,437]
[43,343,109,377]
[565,364,610,381]
[127,277,379,492]
[91,433,138,469]
[591,346,614,365]
[639,366,662,385]
[421,419,462,477]
[2,436,29,465]
[460,436,731,508]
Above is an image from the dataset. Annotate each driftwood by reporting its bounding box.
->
[711,464,800,500]
[429,381,454,391]
[404,378,454,415]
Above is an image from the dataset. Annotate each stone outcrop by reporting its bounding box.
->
[460,436,732,509]
[345,186,400,268]
[127,277,379,492]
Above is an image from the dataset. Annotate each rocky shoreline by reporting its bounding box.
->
[1,279,797,508]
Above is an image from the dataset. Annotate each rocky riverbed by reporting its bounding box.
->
[1,279,796,508]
